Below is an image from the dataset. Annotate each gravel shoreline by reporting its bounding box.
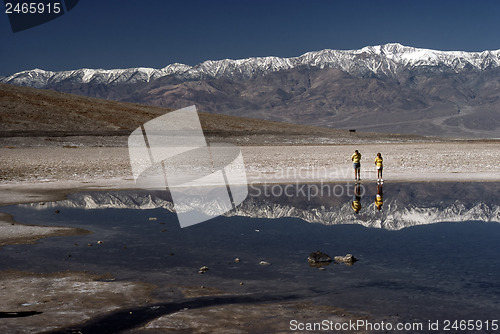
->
[1,140,499,186]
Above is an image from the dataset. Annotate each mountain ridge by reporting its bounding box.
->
[3,43,500,138]
[4,43,500,87]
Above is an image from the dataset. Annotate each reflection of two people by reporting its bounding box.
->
[350,182,384,213]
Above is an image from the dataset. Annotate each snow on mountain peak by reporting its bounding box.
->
[3,43,500,88]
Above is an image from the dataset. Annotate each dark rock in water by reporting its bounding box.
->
[334,254,358,265]
[308,251,332,264]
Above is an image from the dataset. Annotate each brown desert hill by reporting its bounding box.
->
[0,83,430,145]
[0,82,171,136]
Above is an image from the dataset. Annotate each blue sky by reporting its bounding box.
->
[1,0,500,76]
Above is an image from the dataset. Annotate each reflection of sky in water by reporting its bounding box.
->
[1,182,499,325]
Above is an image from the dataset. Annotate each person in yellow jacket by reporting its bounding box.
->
[351,150,362,181]
[375,152,383,182]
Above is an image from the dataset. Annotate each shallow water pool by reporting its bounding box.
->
[1,182,499,331]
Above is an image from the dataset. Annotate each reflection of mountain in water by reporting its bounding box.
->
[229,199,500,230]
[28,183,500,231]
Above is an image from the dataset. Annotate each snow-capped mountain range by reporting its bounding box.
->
[3,43,500,88]
[3,43,500,138]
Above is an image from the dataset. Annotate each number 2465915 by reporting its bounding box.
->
[5,2,62,14]
[443,320,498,331]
